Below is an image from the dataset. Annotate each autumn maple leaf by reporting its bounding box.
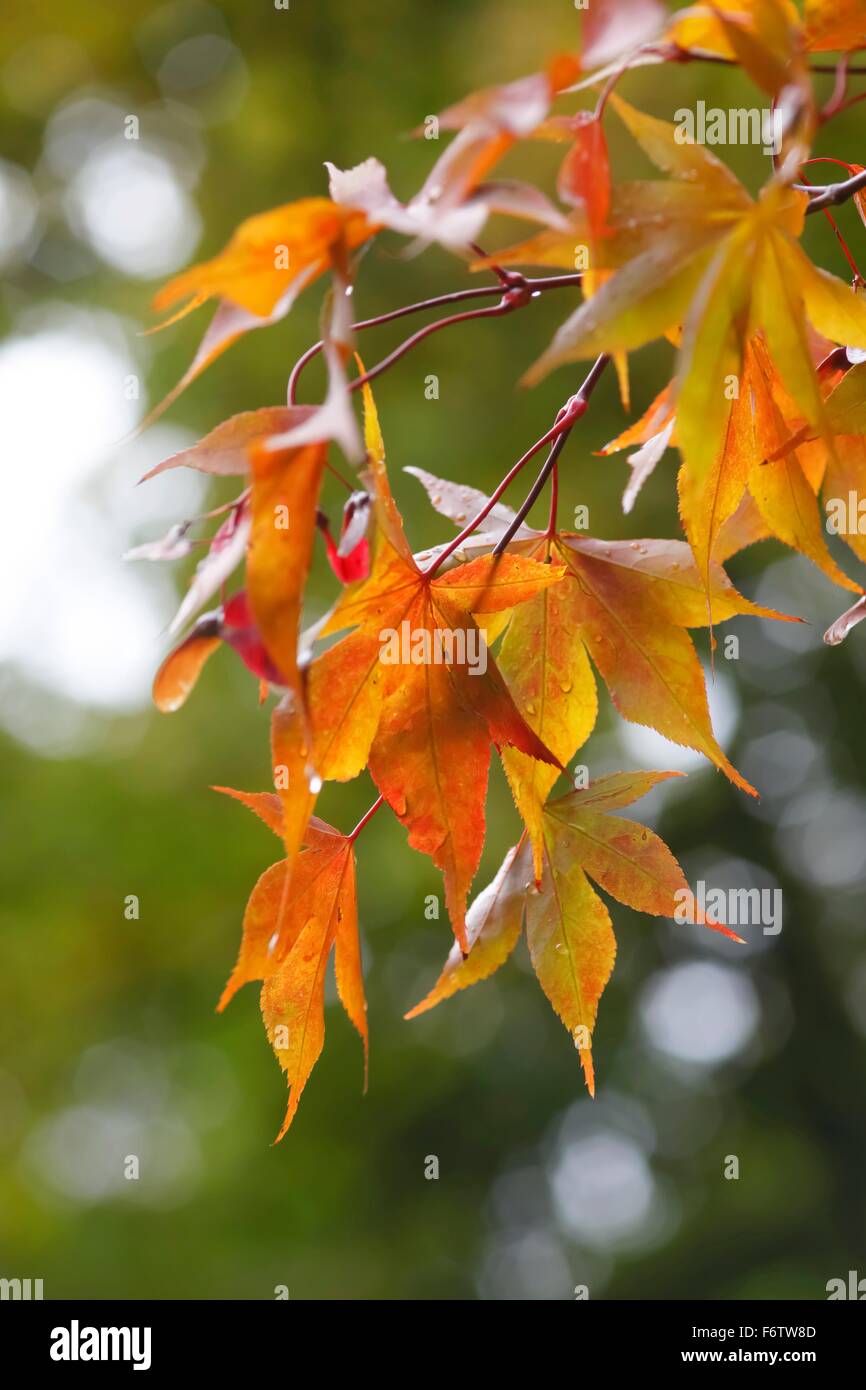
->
[668,0,813,96]
[670,0,866,62]
[138,406,313,484]
[584,0,668,66]
[150,426,334,911]
[306,389,565,950]
[408,771,742,1094]
[154,200,370,321]
[411,466,797,880]
[804,0,866,52]
[523,95,866,493]
[144,197,374,424]
[601,335,863,612]
[213,789,366,1140]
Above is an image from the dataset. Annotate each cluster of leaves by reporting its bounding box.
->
[133,0,866,1136]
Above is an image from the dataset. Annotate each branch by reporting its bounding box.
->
[797,167,865,284]
[546,451,560,538]
[348,289,530,396]
[422,414,577,578]
[665,43,866,76]
[288,272,584,404]
[803,167,866,214]
[493,430,570,554]
[821,54,851,121]
[492,354,611,554]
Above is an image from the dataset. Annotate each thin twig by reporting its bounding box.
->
[821,54,851,121]
[348,293,529,396]
[493,431,570,555]
[803,166,866,214]
[288,272,584,404]
[798,167,865,285]
[546,456,559,538]
[493,354,611,554]
[422,415,579,579]
[287,285,503,403]
[832,89,866,117]
[665,43,866,76]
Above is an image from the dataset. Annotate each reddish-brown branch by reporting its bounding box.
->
[423,357,610,577]
[832,89,866,117]
[287,284,504,403]
[664,43,866,75]
[593,51,636,119]
[821,54,851,121]
[347,291,530,396]
[492,430,571,556]
[803,156,860,177]
[798,164,865,285]
[422,415,576,579]
[546,457,559,539]
[493,354,610,555]
[288,272,584,404]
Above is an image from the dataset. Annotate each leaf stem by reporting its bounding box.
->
[493,354,610,554]
[546,456,559,539]
[423,414,576,578]
[425,355,610,576]
[347,794,385,842]
[821,54,851,121]
[495,431,570,555]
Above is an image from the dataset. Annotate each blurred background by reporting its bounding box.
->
[2,0,866,1300]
